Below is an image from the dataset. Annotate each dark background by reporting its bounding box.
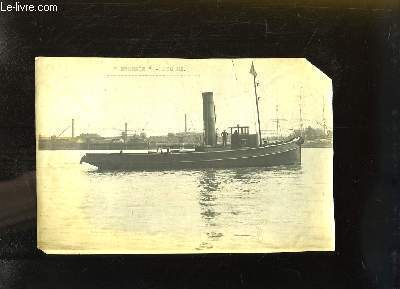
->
[0,0,399,288]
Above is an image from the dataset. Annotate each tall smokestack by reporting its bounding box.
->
[124,122,128,142]
[202,92,216,146]
[184,114,187,133]
[72,119,75,138]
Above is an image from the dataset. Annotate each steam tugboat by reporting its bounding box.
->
[80,62,303,170]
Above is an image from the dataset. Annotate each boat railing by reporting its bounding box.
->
[264,136,299,147]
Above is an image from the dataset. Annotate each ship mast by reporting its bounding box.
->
[299,86,303,137]
[322,94,327,136]
[250,61,263,146]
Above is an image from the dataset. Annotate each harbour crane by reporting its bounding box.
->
[56,125,70,138]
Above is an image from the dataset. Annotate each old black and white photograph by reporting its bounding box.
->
[36,57,334,253]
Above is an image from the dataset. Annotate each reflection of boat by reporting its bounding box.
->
[81,62,303,170]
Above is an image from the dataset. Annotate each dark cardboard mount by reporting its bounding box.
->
[0,1,399,289]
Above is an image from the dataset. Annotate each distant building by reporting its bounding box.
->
[77,133,103,142]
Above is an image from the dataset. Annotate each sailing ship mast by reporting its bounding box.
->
[299,86,303,136]
[250,61,263,146]
[322,94,327,136]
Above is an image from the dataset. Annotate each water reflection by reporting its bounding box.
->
[39,148,334,252]
[195,165,303,250]
[196,169,223,250]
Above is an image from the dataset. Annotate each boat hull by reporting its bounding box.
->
[81,138,302,171]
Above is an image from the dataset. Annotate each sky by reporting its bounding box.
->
[36,58,332,137]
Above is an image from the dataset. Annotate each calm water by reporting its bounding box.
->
[37,148,334,253]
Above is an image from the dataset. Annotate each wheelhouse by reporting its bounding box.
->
[229,125,259,149]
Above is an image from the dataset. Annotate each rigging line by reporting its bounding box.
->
[231,59,238,81]
[57,125,71,137]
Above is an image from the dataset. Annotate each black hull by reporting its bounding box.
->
[81,138,302,171]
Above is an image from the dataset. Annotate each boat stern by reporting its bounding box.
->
[80,154,88,164]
